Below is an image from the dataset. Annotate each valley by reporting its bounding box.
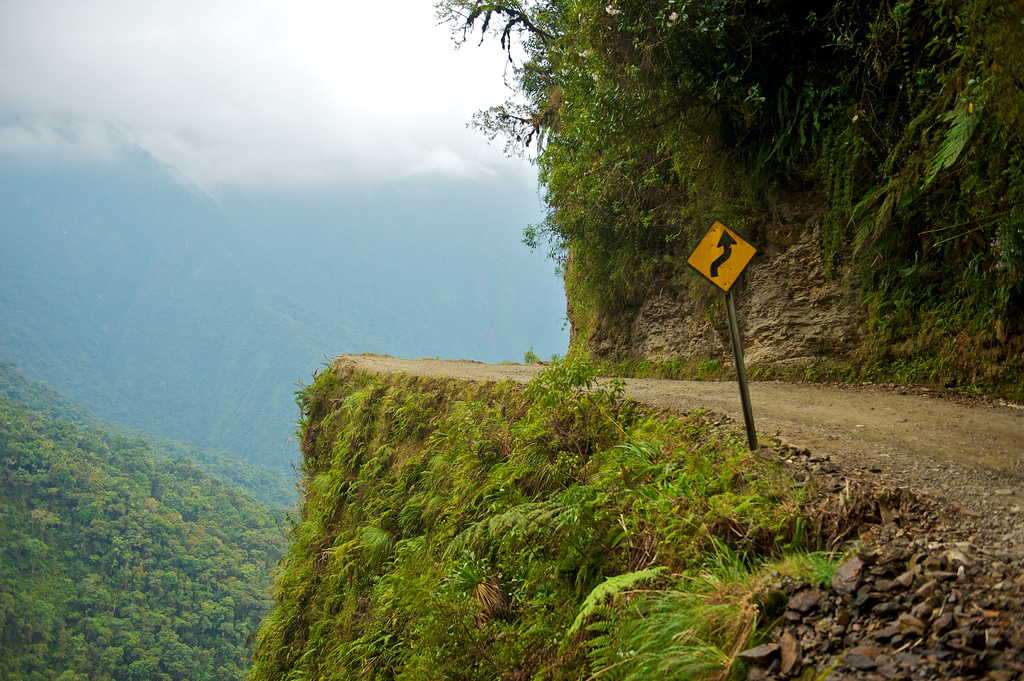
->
[2,0,1022,677]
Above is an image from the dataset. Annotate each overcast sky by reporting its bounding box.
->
[0,0,529,195]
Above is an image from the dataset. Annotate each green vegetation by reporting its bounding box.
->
[595,352,1023,401]
[594,357,730,382]
[0,397,287,680]
[0,360,297,508]
[438,0,1024,395]
[251,358,840,679]
[594,356,864,387]
[141,436,297,511]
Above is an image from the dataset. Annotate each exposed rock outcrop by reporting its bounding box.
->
[592,200,865,368]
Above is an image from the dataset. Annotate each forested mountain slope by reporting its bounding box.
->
[0,360,296,508]
[438,0,1024,396]
[0,397,287,680]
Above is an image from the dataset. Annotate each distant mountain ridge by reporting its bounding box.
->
[0,151,567,469]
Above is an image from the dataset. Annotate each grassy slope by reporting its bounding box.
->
[250,358,841,680]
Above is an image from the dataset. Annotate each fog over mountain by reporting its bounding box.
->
[0,0,524,193]
[0,151,567,469]
[0,0,569,469]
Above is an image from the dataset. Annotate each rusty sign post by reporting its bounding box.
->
[687,220,758,450]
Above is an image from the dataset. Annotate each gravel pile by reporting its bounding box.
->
[739,450,1024,680]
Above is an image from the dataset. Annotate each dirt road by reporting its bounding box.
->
[334,354,1024,521]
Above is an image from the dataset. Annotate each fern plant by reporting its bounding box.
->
[923,94,984,189]
[565,566,668,640]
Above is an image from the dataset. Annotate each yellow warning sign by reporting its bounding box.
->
[687,220,756,292]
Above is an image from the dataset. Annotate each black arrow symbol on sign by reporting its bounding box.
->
[710,230,736,278]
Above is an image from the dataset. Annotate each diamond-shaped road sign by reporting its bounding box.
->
[686,220,756,292]
[686,220,759,449]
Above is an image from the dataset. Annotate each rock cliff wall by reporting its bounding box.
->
[581,201,865,369]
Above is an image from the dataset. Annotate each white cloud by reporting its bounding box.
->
[408,147,497,179]
[0,118,123,160]
[0,0,530,194]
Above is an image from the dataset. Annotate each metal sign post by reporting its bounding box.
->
[687,220,758,450]
[725,289,757,450]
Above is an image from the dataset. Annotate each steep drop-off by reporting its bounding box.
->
[252,356,1024,679]
[250,357,871,679]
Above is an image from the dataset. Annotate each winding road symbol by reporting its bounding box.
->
[710,230,737,278]
[686,220,756,292]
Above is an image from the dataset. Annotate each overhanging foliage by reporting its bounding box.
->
[439,0,1024,393]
